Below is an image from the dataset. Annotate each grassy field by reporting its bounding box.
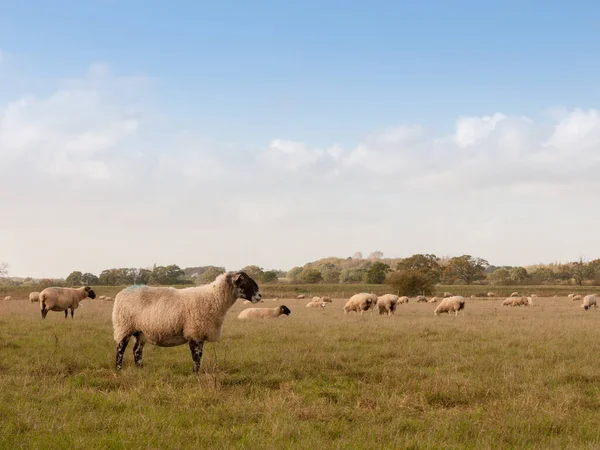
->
[2,294,600,449]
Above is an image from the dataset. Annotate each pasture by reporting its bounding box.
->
[1,293,600,449]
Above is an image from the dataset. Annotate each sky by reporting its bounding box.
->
[1,1,600,278]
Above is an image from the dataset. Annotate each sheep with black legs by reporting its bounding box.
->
[39,286,96,319]
[111,271,261,372]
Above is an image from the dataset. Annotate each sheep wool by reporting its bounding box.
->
[376,294,399,316]
[344,293,377,314]
[398,296,409,304]
[305,301,326,309]
[238,305,291,318]
[112,271,262,372]
[39,286,96,319]
[4,296,12,301]
[427,297,439,303]
[581,294,597,311]
[29,292,40,303]
[416,295,428,303]
[443,292,453,298]
[434,296,465,316]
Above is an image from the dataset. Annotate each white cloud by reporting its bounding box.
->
[3,61,600,278]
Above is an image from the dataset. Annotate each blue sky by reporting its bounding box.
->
[1,1,600,277]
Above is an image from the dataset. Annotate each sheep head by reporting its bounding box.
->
[84,286,97,299]
[231,271,262,303]
[279,305,291,315]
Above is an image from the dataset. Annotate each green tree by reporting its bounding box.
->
[571,258,594,286]
[487,268,511,286]
[509,267,529,284]
[198,266,226,284]
[396,254,441,283]
[65,271,83,286]
[299,267,323,283]
[286,266,303,282]
[136,268,152,285]
[363,261,390,284]
[529,268,555,284]
[385,270,435,296]
[99,269,119,286]
[339,267,366,283]
[318,263,341,283]
[81,273,99,285]
[443,255,489,285]
[241,265,265,281]
[261,270,279,283]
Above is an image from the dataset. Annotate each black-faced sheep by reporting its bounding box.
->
[111,271,261,372]
[238,305,291,319]
[39,286,96,319]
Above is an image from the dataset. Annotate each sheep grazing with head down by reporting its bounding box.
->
[376,294,399,316]
[487,292,496,298]
[321,296,332,303]
[443,292,453,298]
[112,271,261,372]
[238,305,291,319]
[4,296,12,301]
[398,296,409,304]
[297,294,306,299]
[344,293,377,314]
[39,286,96,319]
[427,297,439,304]
[434,296,465,316]
[581,294,597,311]
[416,295,428,303]
[29,292,40,303]
[572,295,582,302]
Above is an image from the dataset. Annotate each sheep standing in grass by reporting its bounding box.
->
[572,295,582,302]
[434,296,465,316]
[376,294,399,316]
[112,271,261,372]
[29,292,40,303]
[4,296,12,301]
[305,301,326,309]
[238,305,291,319]
[487,292,496,298]
[581,295,597,311]
[343,293,377,314]
[39,286,96,319]
[398,296,409,304]
[416,295,428,303]
[443,292,452,298]
[427,297,439,304]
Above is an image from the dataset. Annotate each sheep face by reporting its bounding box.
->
[85,286,97,299]
[232,271,262,303]
[280,305,291,315]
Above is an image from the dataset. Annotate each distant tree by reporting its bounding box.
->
[385,270,435,296]
[0,262,7,278]
[368,251,384,260]
[198,266,226,284]
[299,267,323,283]
[363,261,390,284]
[571,258,594,286]
[509,267,529,284]
[318,263,341,283]
[241,265,265,281]
[443,255,489,285]
[81,273,99,285]
[352,252,363,260]
[65,271,83,286]
[286,266,303,282]
[339,267,367,283]
[528,268,555,284]
[487,268,511,286]
[261,270,279,283]
[396,254,441,283]
[99,269,119,286]
[136,268,152,285]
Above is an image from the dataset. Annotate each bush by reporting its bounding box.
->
[385,270,435,296]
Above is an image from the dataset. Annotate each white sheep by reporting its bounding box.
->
[398,296,409,304]
[527,296,534,306]
[427,297,439,304]
[111,271,262,372]
[311,296,321,302]
[4,296,12,301]
[39,286,96,319]
[434,296,465,316]
[297,294,306,299]
[238,305,291,319]
[572,294,582,302]
[343,293,377,314]
[416,295,428,303]
[29,292,40,303]
[376,294,399,316]
[271,297,279,302]
[443,292,453,298]
[581,294,597,311]
[501,298,513,306]
[568,293,575,299]
[243,300,252,304]
[487,292,496,298]
[104,296,114,302]
[321,296,332,303]
[305,301,326,309]
[510,292,519,297]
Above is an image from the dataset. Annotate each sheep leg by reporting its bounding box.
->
[41,307,48,319]
[70,309,74,319]
[64,310,68,319]
[115,336,131,370]
[133,337,145,367]
[189,340,204,373]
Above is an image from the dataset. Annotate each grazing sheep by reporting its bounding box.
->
[376,294,399,316]
[470,295,476,299]
[581,294,598,311]
[29,292,40,303]
[501,298,513,306]
[4,296,12,301]
[112,271,261,372]
[510,292,519,297]
[527,297,534,306]
[427,297,439,304]
[238,305,291,319]
[487,292,496,298]
[416,295,428,303]
[568,293,575,299]
[311,296,321,302]
[506,297,528,307]
[572,295,582,302]
[104,296,114,302]
[343,293,377,314]
[297,294,306,299]
[39,286,96,319]
[443,292,453,298]
[98,295,107,301]
[321,296,332,303]
[305,301,326,309]
[243,300,252,304]
[434,296,465,316]
[272,297,279,302]
[398,296,409,304]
